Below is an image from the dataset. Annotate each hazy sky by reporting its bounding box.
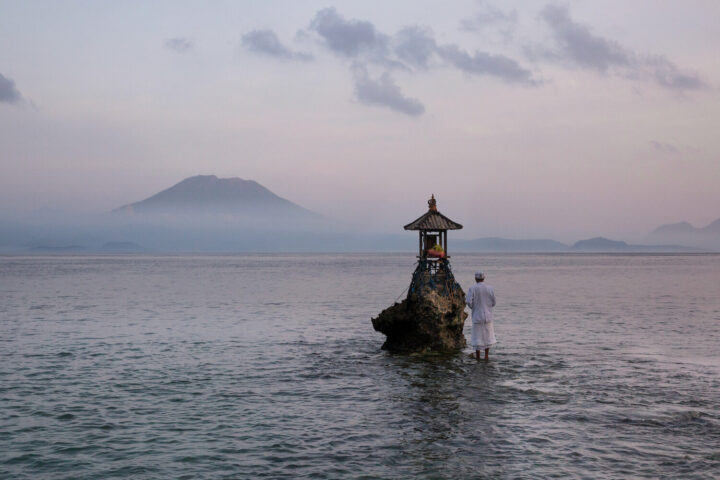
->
[1,0,719,241]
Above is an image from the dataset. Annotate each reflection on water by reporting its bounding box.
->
[1,253,719,479]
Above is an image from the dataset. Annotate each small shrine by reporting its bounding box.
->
[403,195,463,299]
[404,194,462,258]
[371,195,468,353]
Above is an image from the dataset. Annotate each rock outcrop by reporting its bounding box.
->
[372,259,468,353]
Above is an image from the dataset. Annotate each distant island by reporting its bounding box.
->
[647,218,720,250]
[651,219,720,236]
[569,237,700,253]
[453,236,700,253]
[0,174,717,253]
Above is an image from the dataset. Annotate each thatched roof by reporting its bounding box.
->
[404,195,463,231]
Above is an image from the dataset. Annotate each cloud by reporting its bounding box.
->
[242,29,312,61]
[0,73,23,104]
[645,55,705,91]
[461,3,517,33]
[650,141,679,154]
[308,8,388,57]
[437,44,537,84]
[537,4,704,91]
[164,37,194,53]
[392,26,436,69]
[352,65,425,116]
[539,5,630,71]
[306,8,535,83]
[240,8,537,115]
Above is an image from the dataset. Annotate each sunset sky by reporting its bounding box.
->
[1,1,719,241]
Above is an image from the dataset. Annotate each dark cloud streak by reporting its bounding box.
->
[646,55,705,91]
[308,8,388,57]
[352,65,424,116]
[461,3,517,33]
[0,73,22,104]
[437,44,537,84]
[242,30,312,61]
[651,141,679,154]
[539,5,630,71]
[392,26,436,69]
[164,37,194,53]
[538,4,705,91]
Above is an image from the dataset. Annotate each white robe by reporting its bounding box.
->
[466,283,497,349]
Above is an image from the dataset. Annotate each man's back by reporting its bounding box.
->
[467,283,496,324]
[467,272,498,359]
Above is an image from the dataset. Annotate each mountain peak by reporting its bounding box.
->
[113,175,315,218]
[178,174,254,184]
[179,174,218,183]
[652,221,695,235]
[703,218,720,232]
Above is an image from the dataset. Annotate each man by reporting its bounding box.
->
[466,271,497,361]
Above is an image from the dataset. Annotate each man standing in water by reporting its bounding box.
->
[466,271,497,361]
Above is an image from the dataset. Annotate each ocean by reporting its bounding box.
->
[1,253,719,479]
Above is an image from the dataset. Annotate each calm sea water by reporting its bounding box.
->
[1,253,719,479]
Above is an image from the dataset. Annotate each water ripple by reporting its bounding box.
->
[1,254,719,479]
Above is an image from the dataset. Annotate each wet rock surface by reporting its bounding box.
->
[372,260,468,353]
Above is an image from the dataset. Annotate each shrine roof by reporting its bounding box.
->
[403,195,463,231]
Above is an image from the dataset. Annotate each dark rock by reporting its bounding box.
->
[372,259,468,353]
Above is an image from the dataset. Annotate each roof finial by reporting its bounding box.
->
[428,194,437,212]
